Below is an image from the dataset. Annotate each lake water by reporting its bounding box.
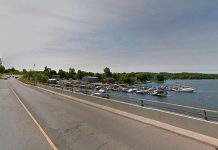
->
[110,80,218,111]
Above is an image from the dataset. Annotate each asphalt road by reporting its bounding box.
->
[0,80,51,150]
[0,78,215,150]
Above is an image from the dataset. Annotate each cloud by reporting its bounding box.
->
[1,0,218,73]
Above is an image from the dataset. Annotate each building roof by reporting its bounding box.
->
[83,76,98,79]
[48,79,57,81]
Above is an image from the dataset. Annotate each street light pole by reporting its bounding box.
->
[33,64,35,72]
[33,64,36,86]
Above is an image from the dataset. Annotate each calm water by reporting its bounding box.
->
[111,80,218,111]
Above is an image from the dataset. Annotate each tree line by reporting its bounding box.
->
[1,64,218,84]
[0,65,21,74]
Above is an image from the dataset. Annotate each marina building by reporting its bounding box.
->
[101,77,115,84]
[82,76,99,83]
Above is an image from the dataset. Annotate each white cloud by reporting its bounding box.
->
[0,0,218,73]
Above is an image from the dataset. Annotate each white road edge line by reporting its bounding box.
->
[37,86,218,149]
[9,85,58,150]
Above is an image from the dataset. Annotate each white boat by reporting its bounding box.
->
[143,90,149,94]
[95,86,102,90]
[175,86,195,93]
[147,88,156,95]
[151,89,168,97]
[99,88,107,93]
[106,87,112,90]
[136,90,144,94]
[120,87,128,92]
[93,89,109,98]
[127,88,134,93]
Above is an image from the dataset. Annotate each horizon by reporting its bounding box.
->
[2,63,218,75]
[0,1,218,73]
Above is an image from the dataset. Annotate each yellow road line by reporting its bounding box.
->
[10,86,58,150]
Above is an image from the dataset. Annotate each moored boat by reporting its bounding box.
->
[175,86,195,93]
[136,89,144,94]
[172,84,195,93]
[92,88,109,98]
[151,89,168,97]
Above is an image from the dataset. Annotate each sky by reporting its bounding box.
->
[0,0,218,73]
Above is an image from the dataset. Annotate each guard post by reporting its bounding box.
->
[203,110,208,121]
[140,100,144,107]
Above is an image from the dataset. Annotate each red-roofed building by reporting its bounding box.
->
[101,77,115,84]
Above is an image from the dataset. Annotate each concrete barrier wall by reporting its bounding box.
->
[37,84,218,139]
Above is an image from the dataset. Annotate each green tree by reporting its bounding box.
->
[69,68,76,79]
[44,66,51,72]
[22,69,27,73]
[0,65,5,73]
[95,73,103,79]
[104,67,112,77]
[11,67,15,72]
[50,70,57,78]
[37,73,48,83]
[155,74,165,82]
[58,69,69,79]
[77,70,85,79]
[135,73,148,82]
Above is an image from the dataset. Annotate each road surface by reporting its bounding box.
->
[0,78,215,150]
[0,80,51,150]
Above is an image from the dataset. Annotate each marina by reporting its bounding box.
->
[105,80,217,111]
[45,79,218,122]
[1,1,218,149]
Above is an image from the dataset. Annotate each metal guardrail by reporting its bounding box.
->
[109,93,218,122]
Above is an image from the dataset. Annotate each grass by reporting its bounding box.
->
[0,74,2,79]
[19,78,37,85]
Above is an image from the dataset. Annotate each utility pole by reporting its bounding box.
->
[0,58,2,65]
[33,64,37,85]
[33,64,35,72]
